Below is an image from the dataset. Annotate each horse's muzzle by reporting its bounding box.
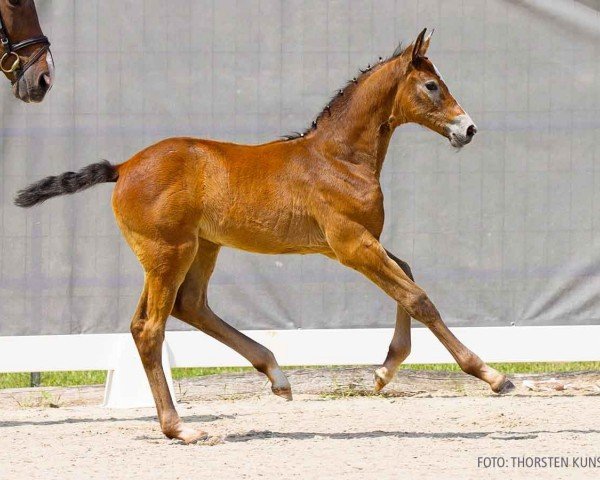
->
[447,114,477,148]
[13,50,54,103]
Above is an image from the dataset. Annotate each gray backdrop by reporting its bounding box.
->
[1,0,599,335]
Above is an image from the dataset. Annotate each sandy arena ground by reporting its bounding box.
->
[0,367,599,480]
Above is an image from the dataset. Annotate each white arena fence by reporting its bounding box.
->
[0,325,598,408]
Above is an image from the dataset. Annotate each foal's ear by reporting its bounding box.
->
[421,29,434,56]
[411,28,428,63]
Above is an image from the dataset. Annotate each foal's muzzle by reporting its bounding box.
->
[447,114,477,148]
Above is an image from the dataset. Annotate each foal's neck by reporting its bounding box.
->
[309,58,405,176]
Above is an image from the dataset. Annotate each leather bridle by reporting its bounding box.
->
[0,8,49,84]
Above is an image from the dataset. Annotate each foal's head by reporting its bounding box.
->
[393,29,476,148]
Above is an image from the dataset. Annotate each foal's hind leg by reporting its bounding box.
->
[374,251,413,392]
[171,239,292,400]
[129,238,206,443]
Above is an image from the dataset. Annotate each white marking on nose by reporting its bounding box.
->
[450,114,473,129]
[447,114,477,148]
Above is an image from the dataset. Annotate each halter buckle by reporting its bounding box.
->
[0,51,20,73]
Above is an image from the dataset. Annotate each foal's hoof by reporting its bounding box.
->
[492,378,515,395]
[181,428,209,444]
[167,425,208,444]
[374,367,393,393]
[272,385,293,401]
[269,368,293,400]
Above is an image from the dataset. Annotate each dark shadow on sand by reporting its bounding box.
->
[0,413,235,428]
[224,428,600,443]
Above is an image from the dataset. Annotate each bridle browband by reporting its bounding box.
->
[0,8,49,84]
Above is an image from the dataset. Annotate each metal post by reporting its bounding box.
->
[30,372,41,387]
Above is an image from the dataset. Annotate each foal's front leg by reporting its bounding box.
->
[374,305,411,392]
[374,250,414,391]
[327,224,514,394]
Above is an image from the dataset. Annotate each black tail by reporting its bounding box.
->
[14,161,119,208]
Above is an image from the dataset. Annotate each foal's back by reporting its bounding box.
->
[111,137,328,255]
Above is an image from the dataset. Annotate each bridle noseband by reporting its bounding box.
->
[0,9,49,84]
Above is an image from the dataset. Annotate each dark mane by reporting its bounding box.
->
[282,41,406,141]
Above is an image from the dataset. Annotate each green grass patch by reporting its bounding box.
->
[0,367,252,389]
[0,371,107,389]
[396,361,600,374]
[0,362,597,390]
[171,366,251,380]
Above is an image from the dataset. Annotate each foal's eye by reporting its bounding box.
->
[425,81,438,92]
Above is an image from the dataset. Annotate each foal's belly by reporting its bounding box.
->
[198,207,329,255]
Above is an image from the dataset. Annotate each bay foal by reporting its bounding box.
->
[15,29,513,443]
